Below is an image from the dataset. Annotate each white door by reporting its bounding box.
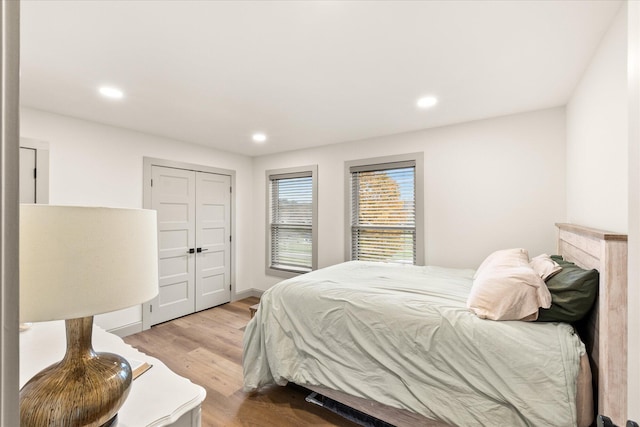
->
[20,147,36,203]
[195,172,231,310]
[150,166,232,325]
[151,166,197,325]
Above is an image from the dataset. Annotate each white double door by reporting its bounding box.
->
[150,166,231,326]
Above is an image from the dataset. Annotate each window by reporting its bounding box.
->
[346,154,424,265]
[267,165,317,277]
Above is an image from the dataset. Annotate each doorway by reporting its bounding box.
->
[19,138,49,204]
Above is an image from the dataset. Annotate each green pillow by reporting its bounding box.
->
[537,256,598,323]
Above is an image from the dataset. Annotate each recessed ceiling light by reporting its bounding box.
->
[98,86,124,99]
[416,96,438,109]
[252,133,267,143]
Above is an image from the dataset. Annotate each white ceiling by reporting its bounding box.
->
[20,0,621,157]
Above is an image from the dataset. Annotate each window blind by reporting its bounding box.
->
[351,163,416,264]
[270,172,313,273]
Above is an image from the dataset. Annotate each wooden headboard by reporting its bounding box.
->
[556,223,628,425]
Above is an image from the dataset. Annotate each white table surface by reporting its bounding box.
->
[20,321,207,427]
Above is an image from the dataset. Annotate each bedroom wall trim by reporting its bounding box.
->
[344,152,425,265]
[0,0,20,424]
[107,322,143,338]
[234,288,263,300]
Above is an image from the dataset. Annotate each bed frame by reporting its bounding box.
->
[556,223,628,425]
[304,223,628,426]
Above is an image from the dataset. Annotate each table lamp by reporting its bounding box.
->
[19,205,159,427]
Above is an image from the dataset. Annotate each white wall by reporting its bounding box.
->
[252,108,566,291]
[566,6,628,233]
[566,4,638,421]
[20,107,254,331]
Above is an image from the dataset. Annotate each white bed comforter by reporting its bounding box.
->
[243,261,584,426]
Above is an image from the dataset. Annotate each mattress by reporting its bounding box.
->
[243,261,586,426]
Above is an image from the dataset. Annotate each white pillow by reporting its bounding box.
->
[472,248,503,279]
[530,254,562,280]
[467,248,552,321]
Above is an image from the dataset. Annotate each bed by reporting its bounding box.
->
[243,223,628,426]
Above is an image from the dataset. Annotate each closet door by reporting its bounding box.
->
[194,172,231,310]
[151,166,196,325]
[19,147,36,203]
[149,165,232,326]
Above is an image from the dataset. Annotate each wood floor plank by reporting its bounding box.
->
[124,298,359,427]
[187,347,244,398]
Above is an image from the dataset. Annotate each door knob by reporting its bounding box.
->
[187,248,195,254]
[196,248,209,253]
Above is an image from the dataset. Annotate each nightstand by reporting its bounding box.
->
[20,321,206,427]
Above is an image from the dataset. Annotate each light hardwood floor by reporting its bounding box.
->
[124,297,359,427]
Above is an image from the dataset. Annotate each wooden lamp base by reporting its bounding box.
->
[19,316,133,427]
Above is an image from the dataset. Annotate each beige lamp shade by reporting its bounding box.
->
[20,205,159,322]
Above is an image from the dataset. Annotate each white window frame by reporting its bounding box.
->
[266,165,318,278]
[345,153,424,265]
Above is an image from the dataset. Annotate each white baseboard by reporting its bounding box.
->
[234,288,263,300]
[108,321,143,338]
